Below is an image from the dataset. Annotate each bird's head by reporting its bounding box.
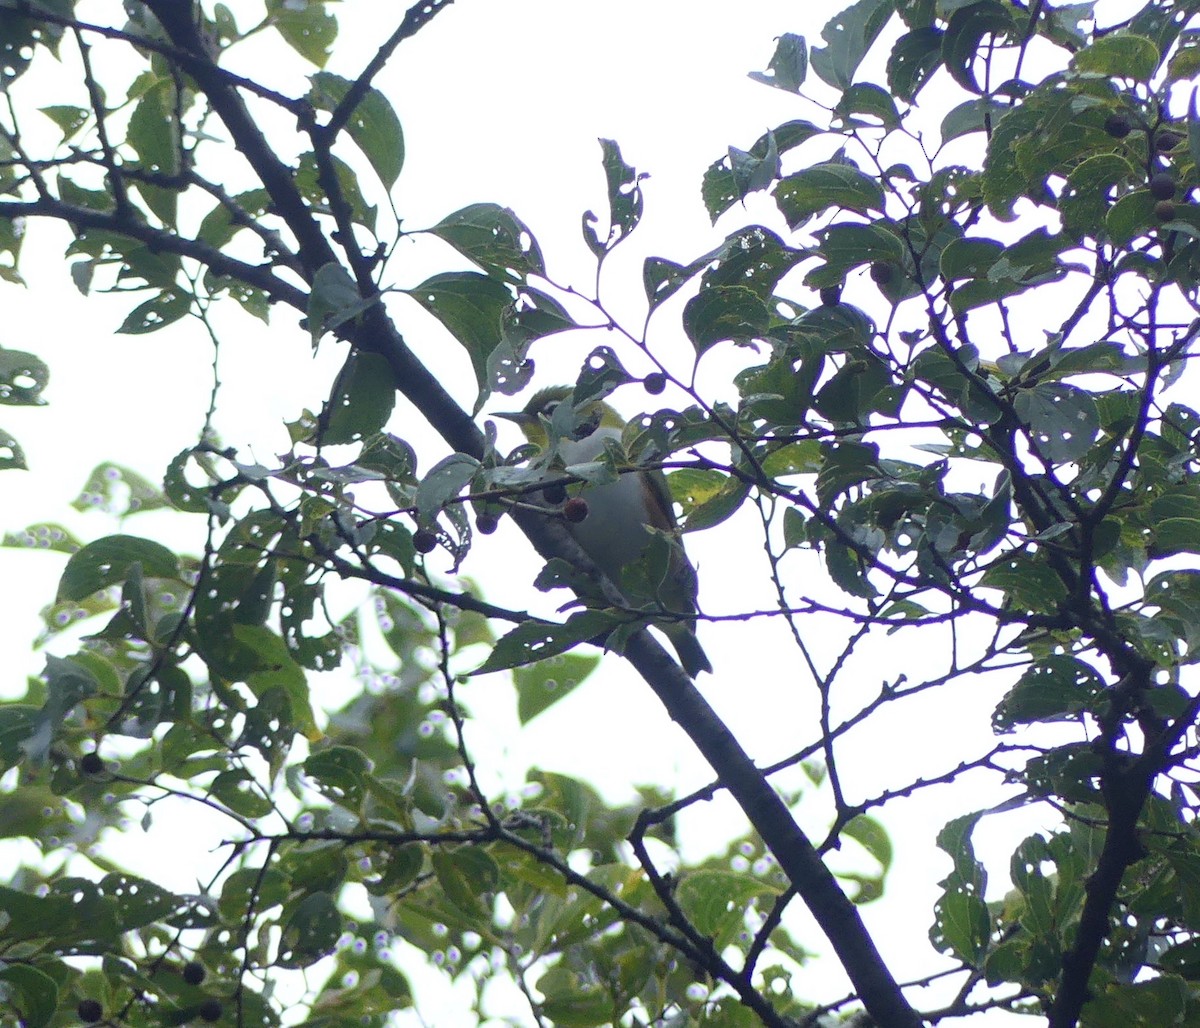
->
[494,386,623,449]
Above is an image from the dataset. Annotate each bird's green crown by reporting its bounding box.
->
[497,386,623,447]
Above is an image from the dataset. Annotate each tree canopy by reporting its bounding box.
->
[4,1,1200,1026]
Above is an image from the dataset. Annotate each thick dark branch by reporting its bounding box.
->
[1050,692,1200,1028]
[142,2,339,280]
[0,198,306,309]
[1047,763,1150,1028]
[621,632,925,1028]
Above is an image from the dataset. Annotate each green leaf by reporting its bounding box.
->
[116,291,191,335]
[1082,977,1189,1028]
[308,262,378,346]
[197,189,271,250]
[979,552,1068,613]
[0,878,119,949]
[814,352,897,423]
[0,427,25,469]
[430,847,499,917]
[270,0,337,66]
[1190,87,1200,172]
[0,347,48,405]
[582,138,644,257]
[1060,153,1139,239]
[219,865,290,923]
[809,0,894,89]
[410,272,571,407]
[0,706,37,770]
[322,351,396,445]
[939,236,1003,281]
[539,985,612,1028]
[472,610,622,675]
[304,743,369,810]
[993,655,1104,731]
[816,221,906,274]
[426,203,545,281]
[0,7,64,81]
[210,768,275,818]
[58,535,180,601]
[815,440,879,507]
[669,469,751,532]
[233,625,319,740]
[1146,570,1200,662]
[2,520,81,554]
[761,441,823,477]
[940,96,1009,142]
[310,71,404,190]
[943,1,1018,94]
[887,27,944,102]
[1105,189,1156,246]
[1152,517,1200,557]
[73,462,167,516]
[99,872,183,929]
[297,151,376,230]
[126,80,180,224]
[1012,382,1100,463]
[682,285,770,354]
[1070,32,1160,81]
[415,452,481,520]
[1160,936,1200,976]
[696,226,804,302]
[931,884,991,961]
[774,162,884,230]
[0,963,58,1028]
[515,652,601,724]
[701,120,821,223]
[676,869,778,948]
[842,814,893,873]
[277,893,342,968]
[834,82,901,129]
[748,32,807,92]
[726,133,781,204]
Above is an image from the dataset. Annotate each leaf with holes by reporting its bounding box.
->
[310,71,404,190]
[0,347,48,406]
[1013,382,1100,463]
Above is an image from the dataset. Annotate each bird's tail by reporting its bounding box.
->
[663,623,712,678]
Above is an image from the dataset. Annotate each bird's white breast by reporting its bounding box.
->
[557,428,654,573]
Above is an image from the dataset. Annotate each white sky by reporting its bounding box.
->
[1,1,1156,1024]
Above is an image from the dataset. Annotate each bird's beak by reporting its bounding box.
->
[492,411,526,425]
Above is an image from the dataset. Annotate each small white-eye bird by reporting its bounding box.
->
[495,386,712,677]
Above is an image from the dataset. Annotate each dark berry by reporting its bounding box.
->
[198,998,222,1022]
[643,372,667,395]
[1103,112,1131,138]
[1156,130,1183,152]
[77,999,103,1023]
[541,482,567,505]
[413,528,438,554]
[80,752,105,775]
[475,512,499,535]
[869,261,894,285]
[562,497,589,523]
[1155,198,1177,221]
[182,961,206,986]
[1150,172,1176,200]
[819,285,842,307]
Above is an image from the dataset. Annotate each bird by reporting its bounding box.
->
[494,385,712,678]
